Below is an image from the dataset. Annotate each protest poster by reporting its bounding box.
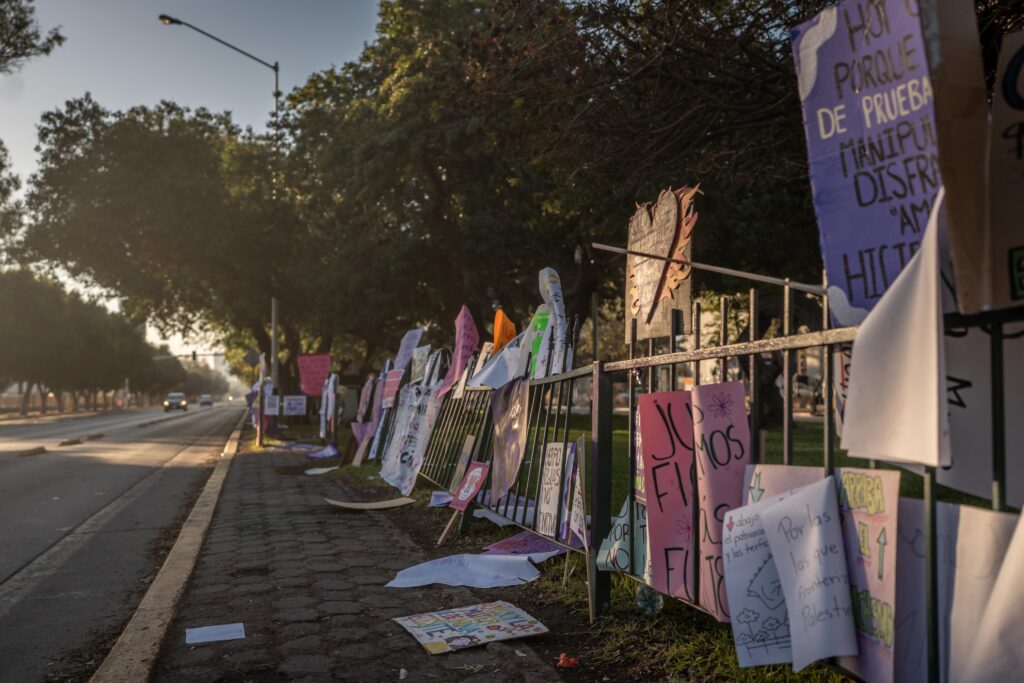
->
[381,387,443,495]
[638,391,695,600]
[723,489,796,668]
[377,385,415,464]
[263,394,280,416]
[597,496,650,582]
[410,345,430,384]
[450,462,489,512]
[319,373,336,439]
[283,395,307,416]
[471,342,493,378]
[536,268,569,376]
[393,601,547,655]
[634,406,646,504]
[537,443,569,537]
[381,368,404,409]
[516,306,551,379]
[492,309,517,352]
[394,327,425,372]
[449,435,475,493]
[484,530,565,556]
[489,378,529,502]
[792,0,944,326]
[437,305,480,398]
[625,186,697,341]
[570,462,587,548]
[468,331,524,389]
[761,477,858,672]
[558,440,578,541]
[297,353,331,397]
[692,381,750,621]
[452,363,471,400]
[834,467,900,683]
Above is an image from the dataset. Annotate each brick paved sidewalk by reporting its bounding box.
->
[154,439,557,682]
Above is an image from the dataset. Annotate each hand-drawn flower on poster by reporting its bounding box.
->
[625,186,699,342]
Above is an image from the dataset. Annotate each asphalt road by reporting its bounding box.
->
[0,403,245,682]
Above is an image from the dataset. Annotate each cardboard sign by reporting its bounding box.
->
[835,467,901,683]
[437,305,480,398]
[264,394,280,416]
[297,353,331,397]
[638,391,695,600]
[489,378,529,503]
[449,435,476,493]
[450,462,489,512]
[393,602,547,655]
[492,309,517,352]
[692,382,750,621]
[537,443,570,537]
[762,477,858,672]
[282,395,307,416]
[381,368,404,409]
[410,345,431,384]
[791,1,940,326]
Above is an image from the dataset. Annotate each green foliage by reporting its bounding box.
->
[0,0,64,75]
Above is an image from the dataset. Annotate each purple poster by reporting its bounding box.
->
[792,2,939,326]
[489,377,529,503]
[437,305,480,398]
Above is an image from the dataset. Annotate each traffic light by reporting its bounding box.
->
[192,351,197,362]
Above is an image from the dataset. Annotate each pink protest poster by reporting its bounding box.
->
[834,467,900,683]
[381,369,405,409]
[692,381,750,622]
[437,305,480,398]
[450,462,489,512]
[637,391,695,601]
[297,353,332,396]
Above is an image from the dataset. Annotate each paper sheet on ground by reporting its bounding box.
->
[185,623,245,644]
[323,496,415,511]
[393,601,547,654]
[387,553,555,589]
[429,491,454,507]
[306,444,338,460]
[305,465,339,476]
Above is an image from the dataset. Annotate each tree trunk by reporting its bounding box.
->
[55,390,65,413]
[20,381,35,415]
[71,391,80,411]
[38,385,48,414]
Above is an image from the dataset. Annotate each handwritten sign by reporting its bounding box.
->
[723,489,797,667]
[410,345,431,383]
[381,387,443,495]
[570,461,587,548]
[437,305,480,398]
[264,394,279,416]
[762,477,858,672]
[489,378,529,503]
[297,353,331,397]
[791,1,940,326]
[597,497,650,582]
[835,467,900,683]
[492,309,517,351]
[638,391,695,600]
[381,368,404,409]
[450,462,489,512]
[537,443,568,537]
[394,328,425,372]
[393,601,547,655]
[692,382,750,621]
[558,439,579,541]
[990,32,1024,310]
[536,268,569,376]
[282,395,307,416]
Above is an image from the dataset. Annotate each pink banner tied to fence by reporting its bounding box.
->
[437,305,480,398]
[297,353,332,397]
[692,381,751,622]
[637,391,695,601]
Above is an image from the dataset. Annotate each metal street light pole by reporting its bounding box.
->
[159,13,281,388]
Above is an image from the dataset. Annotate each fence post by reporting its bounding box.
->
[782,279,793,465]
[749,288,760,464]
[822,272,834,474]
[991,322,1006,511]
[590,360,613,616]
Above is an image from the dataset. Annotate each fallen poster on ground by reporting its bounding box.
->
[791,0,941,327]
[437,305,480,398]
[381,369,404,409]
[692,381,751,621]
[297,353,331,397]
[762,477,858,672]
[484,530,565,556]
[283,395,307,416]
[834,467,900,683]
[323,496,415,511]
[537,443,570,537]
[393,602,548,654]
[394,328,425,372]
[489,378,529,502]
[597,496,650,582]
[638,391,695,600]
[450,462,489,512]
[264,394,280,416]
[387,554,549,590]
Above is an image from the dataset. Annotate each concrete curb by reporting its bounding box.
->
[90,411,247,683]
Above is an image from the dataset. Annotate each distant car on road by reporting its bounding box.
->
[199,394,213,407]
[163,392,188,412]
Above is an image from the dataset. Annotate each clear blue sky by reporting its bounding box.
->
[0,0,380,363]
[0,0,380,184]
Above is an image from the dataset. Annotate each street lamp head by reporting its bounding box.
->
[158,14,182,26]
